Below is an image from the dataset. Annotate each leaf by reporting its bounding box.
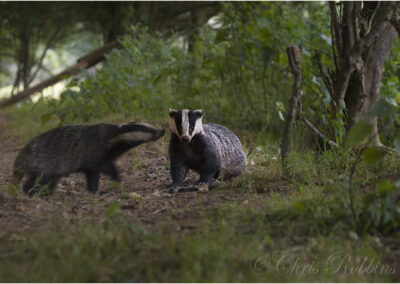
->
[293,201,306,212]
[369,98,395,118]
[378,179,394,196]
[106,201,120,218]
[345,122,372,148]
[363,148,385,166]
[394,136,400,155]
[215,28,230,44]
[278,111,285,121]
[60,74,71,80]
[40,113,52,126]
[349,230,359,240]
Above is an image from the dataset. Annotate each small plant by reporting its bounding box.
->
[4,183,20,197]
[344,98,400,234]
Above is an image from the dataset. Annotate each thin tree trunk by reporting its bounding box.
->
[281,46,302,176]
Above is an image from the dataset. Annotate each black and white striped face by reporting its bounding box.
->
[169,109,204,143]
[110,122,165,145]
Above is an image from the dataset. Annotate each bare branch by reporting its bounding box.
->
[28,28,61,85]
[296,92,338,148]
[329,2,343,61]
[343,2,355,54]
[366,2,380,35]
[300,117,338,148]
[353,2,361,42]
[1,41,120,108]
[329,18,339,72]
[316,53,333,97]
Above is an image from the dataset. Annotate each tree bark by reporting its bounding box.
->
[345,4,396,146]
[326,1,398,146]
[345,22,397,146]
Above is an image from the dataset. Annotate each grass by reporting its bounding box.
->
[0,102,399,282]
[0,196,396,282]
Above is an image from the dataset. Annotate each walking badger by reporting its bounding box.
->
[12,122,165,195]
[168,109,247,192]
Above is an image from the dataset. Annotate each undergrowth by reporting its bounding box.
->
[1,103,399,282]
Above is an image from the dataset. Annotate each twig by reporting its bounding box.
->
[300,117,338,148]
[296,93,338,148]
[316,53,334,97]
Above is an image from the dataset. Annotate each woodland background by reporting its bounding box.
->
[0,1,400,282]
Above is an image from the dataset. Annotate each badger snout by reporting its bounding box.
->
[155,129,166,140]
[180,135,191,143]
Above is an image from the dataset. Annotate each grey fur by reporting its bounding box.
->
[12,122,165,195]
[203,124,247,178]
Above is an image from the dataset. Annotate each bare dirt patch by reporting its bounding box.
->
[0,113,257,239]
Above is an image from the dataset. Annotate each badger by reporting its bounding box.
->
[168,109,247,192]
[12,122,165,195]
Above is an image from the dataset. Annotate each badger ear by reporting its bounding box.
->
[169,108,178,117]
[193,109,203,118]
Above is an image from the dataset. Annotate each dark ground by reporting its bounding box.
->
[0,112,260,240]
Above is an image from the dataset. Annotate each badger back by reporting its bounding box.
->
[14,124,118,176]
[203,123,247,178]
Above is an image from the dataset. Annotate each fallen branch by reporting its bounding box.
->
[0,41,121,109]
[296,95,338,148]
[299,116,339,148]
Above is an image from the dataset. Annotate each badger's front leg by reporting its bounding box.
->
[169,157,188,192]
[85,169,100,193]
[101,162,120,182]
[196,153,221,192]
[168,137,188,192]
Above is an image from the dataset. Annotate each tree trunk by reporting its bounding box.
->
[325,1,399,146]
[345,22,397,146]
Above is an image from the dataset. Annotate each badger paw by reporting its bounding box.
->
[168,184,181,194]
[209,180,221,190]
[196,182,209,193]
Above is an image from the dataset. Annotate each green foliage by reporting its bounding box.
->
[49,26,178,124]
[342,101,400,234]
[106,201,121,218]
[345,122,372,148]
[2,106,400,281]
[49,2,331,133]
[362,148,385,166]
[358,179,400,234]
[2,5,400,281]
[0,194,396,282]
